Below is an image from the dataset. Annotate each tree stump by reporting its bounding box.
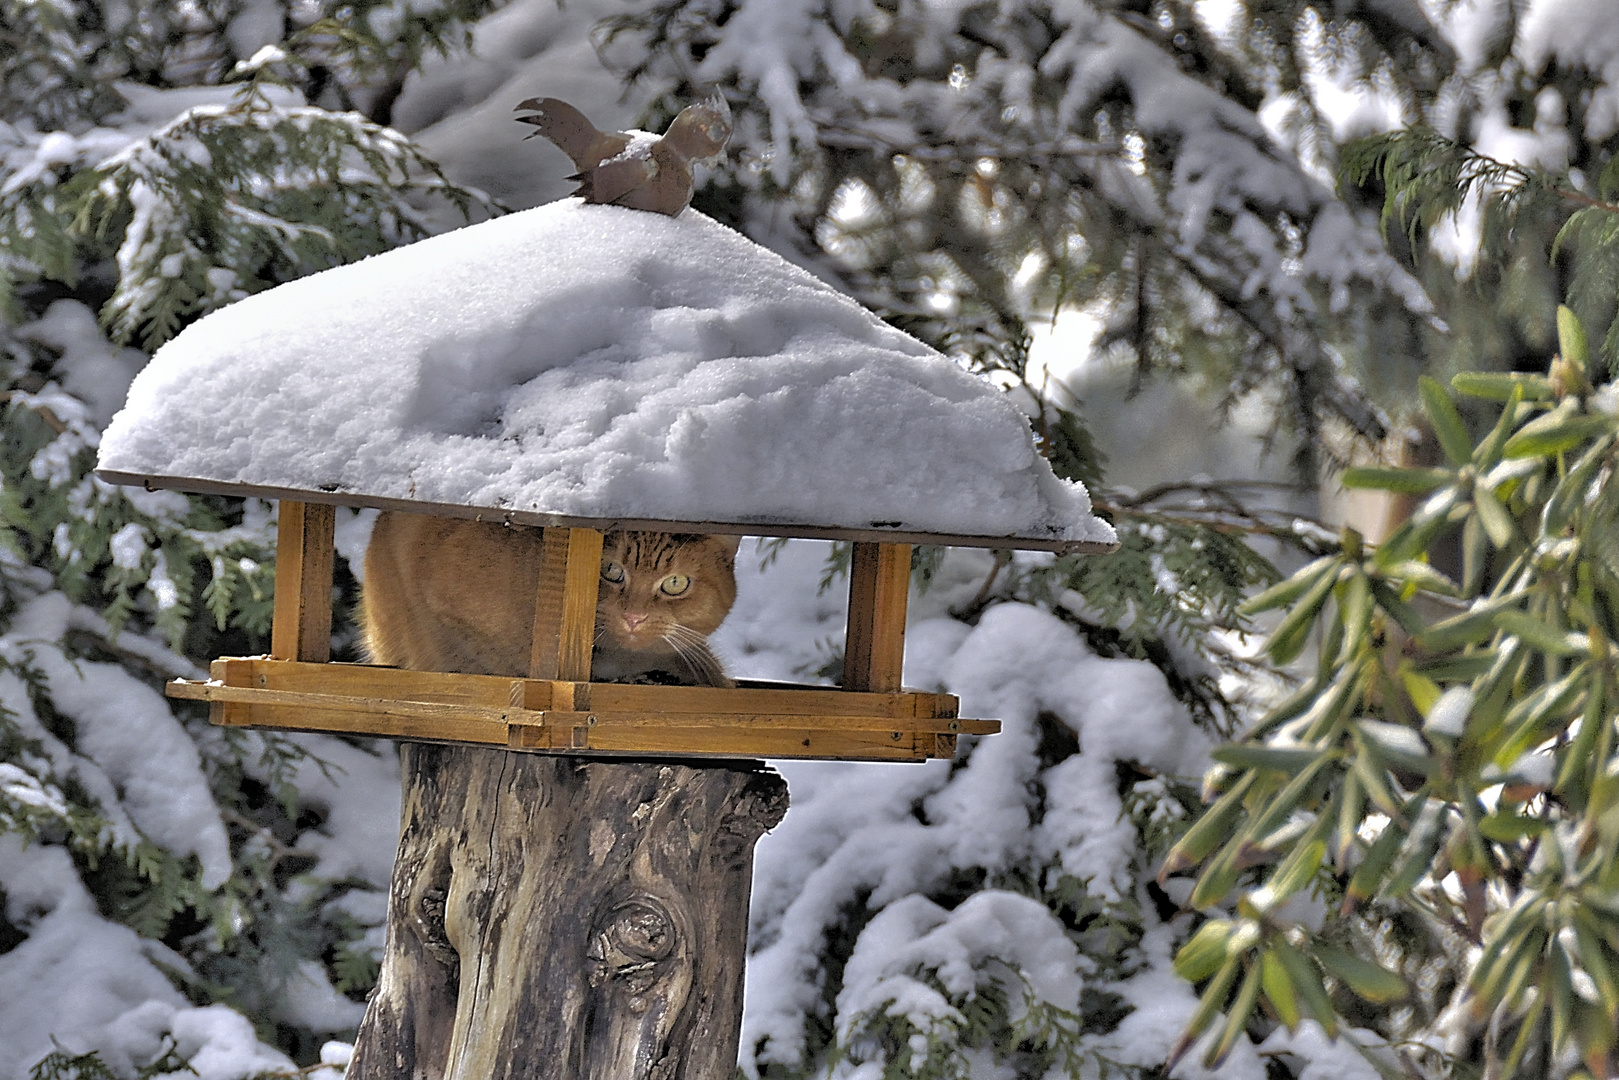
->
[348,744,789,1080]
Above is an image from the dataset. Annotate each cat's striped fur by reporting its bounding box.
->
[361,513,738,686]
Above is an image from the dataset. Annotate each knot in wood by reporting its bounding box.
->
[587,895,678,1008]
[412,884,459,977]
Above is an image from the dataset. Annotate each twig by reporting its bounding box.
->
[0,389,67,434]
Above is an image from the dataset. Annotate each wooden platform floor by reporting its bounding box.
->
[168,658,997,762]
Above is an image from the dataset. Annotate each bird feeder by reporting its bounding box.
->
[95,182,1117,1078]
[96,199,1115,764]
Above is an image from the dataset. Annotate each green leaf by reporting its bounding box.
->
[1259,825,1327,908]
[1495,610,1584,656]
[1190,836,1245,909]
[1334,769,1365,868]
[1175,919,1235,982]
[1542,433,1615,537]
[1571,910,1619,1018]
[1375,486,1463,567]
[1415,592,1527,651]
[1382,559,1461,597]
[1473,485,1516,549]
[1272,937,1338,1037]
[1167,955,1241,1071]
[1473,923,1546,1018]
[1240,556,1337,615]
[1493,664,1588,768]
[1211,745,1328,774]
[1345,806,1409,906]
[1503,407,1615,459]
[1477,810,1547,842]
[1556,666,1607,800]
[1400,669,1441,715]
[1315,944,1409,1004]
[1339,572,1373,659]
[1204,960,1263,1068]
[1451,371,1554,401]
[1339,466,1452,494]
[1159,772,1258,879]
[1264,564,1343,666]
[1367,580,1427,637]
[1473,384,1526,471]
[1549,937,1575,1052]
[1558,304,1590,376]
[1411,652,1497,682]
[1260,948,1301,1032]
[1420,376,1475,467]
[1239,754,1336,848]
[1382,798,1446,898]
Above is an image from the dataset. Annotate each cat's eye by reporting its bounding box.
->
[601,561,626,584]
[659,574,691,596]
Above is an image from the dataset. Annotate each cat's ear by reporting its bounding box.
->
[713,534,743,557]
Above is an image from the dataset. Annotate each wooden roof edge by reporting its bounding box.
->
[94,469,1120,555]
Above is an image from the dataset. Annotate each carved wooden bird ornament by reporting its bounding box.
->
[514,95,733,216]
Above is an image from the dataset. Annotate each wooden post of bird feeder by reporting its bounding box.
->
[843,541,910,693]
[346,514,790,1080]
[528,527,603,682]
[270,500,336,664]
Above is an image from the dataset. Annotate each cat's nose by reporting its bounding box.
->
[622,612,648,632]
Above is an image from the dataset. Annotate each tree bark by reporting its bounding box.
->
[348,744,789,1080]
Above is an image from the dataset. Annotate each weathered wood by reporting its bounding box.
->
[529,527,603,681]
[270,500,336,663]
[93,468,1120,555]
[347,747,789,1080]
[843,542,910,693]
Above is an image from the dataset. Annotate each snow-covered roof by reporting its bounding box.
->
[96,200,1116,552]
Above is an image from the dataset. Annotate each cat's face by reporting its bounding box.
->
[597,532,740,655]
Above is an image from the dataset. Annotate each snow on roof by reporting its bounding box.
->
[97,200,1115,550]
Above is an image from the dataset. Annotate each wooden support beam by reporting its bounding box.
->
[529,527,604,681]
[270,500,335,663]
[843,542,910,693]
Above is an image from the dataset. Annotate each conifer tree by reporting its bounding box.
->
[6,1,1618,1076]
[1,1,493,1071]
[583,4,1619,1078]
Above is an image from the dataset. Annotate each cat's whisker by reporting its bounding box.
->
[661,632,723,685]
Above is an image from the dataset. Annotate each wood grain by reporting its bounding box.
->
[843,542,910,693]
[346,747,789,1080]
[175,658,992,761]
[270,500,335,663]
[529,527,603,681]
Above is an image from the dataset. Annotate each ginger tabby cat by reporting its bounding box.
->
[361,513,739,686]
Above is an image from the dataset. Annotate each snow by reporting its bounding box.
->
[1257,1022,1389,1080]
[100,199,1113,548]
[0,838,296,1080]
[14,300,148,428]
[391,0,650,214]
[678,0,1432,330]
[0,576,387,1075]
[6,592,232,889]
[728,543,1226,1075]
[837,891,1086,1021]
[1518,0,1619,141]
